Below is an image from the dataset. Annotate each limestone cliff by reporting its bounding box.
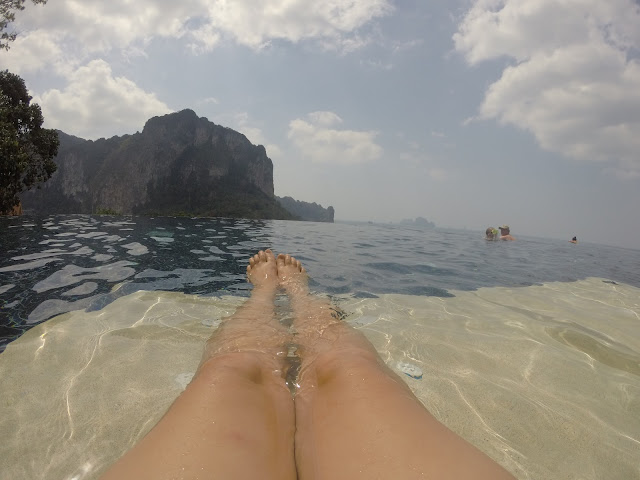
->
[21,110,294,219]
[276,196,334,222]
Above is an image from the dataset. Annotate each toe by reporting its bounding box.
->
[265,249,275,262]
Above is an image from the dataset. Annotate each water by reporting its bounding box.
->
[1,215,639,480]
[2,214,638,349]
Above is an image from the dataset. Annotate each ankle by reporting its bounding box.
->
[251,284,278,297]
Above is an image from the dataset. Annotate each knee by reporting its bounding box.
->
[311,348,383,387]
[199,351,277,385]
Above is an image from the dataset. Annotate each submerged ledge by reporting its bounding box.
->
[1,278,639,480]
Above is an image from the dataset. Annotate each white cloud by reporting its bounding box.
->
[199,97,220,105]
[34,60,172,139]
[392,38,424,53]
[186,23,222,54]
[6,1,393,145]
[229,113,283,159]
[14,0,189,62]
[288,112,383,164]
[454,0,640,176]
[200,1,393,51]
[3,1,188,74]
[2,31,68,75]
[398,148,450,181]
[307,111,343,127]
[11,0,393,63]
[360,59,394,70]
[264,144,284,160]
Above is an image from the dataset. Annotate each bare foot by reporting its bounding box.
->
[199,249,285,369]
[276,253,308,295]
[275,254,378,373]
[276,253,344,346]
[247,249,279,292]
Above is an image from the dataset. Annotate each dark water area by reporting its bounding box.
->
[1,215,639,351]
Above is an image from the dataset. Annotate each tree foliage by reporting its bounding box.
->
[1,0,46,50]
[0,69,58,212]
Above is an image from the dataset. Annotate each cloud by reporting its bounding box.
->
[398,148,450,181]
[230,112,283,159]
[3,1,188,74]
[186,23,222,54]
[307,111,343,127]
[13,0,189,62]
[288,112,383,164]
[454,0,640,177]
[392,38,424,53]
[1,31,66,75]
[199,97,220,105]
[360,59,394,70]
[199,1,393,51]
[10,0,393,63]
[5,1,393,144]
[34,60,172,139]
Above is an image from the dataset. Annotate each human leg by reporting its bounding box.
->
[100,250,296,480]
[277,254,515,480]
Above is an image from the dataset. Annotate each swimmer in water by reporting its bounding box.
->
[499,225,516,241]
[486,227,499,240]
[570,236,578,244]
[100,250,515,480]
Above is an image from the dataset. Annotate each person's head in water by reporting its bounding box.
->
[499,225,516,241]
[485,227,498,240]
[570,236,578,244]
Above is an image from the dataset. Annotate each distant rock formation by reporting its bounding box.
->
[21,110,295,220]
[276,196,334,222]
[400,217,436,228]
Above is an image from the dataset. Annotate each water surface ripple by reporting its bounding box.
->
[1,215,639,350]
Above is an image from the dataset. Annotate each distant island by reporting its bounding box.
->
[276,196,334,222]
[20,109,333,222]
[399,217,436,228]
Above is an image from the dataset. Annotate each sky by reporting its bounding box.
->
[2,0,640,250]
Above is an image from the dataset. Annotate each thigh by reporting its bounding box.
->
[294,333,515,480]
[100,352,296,480]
